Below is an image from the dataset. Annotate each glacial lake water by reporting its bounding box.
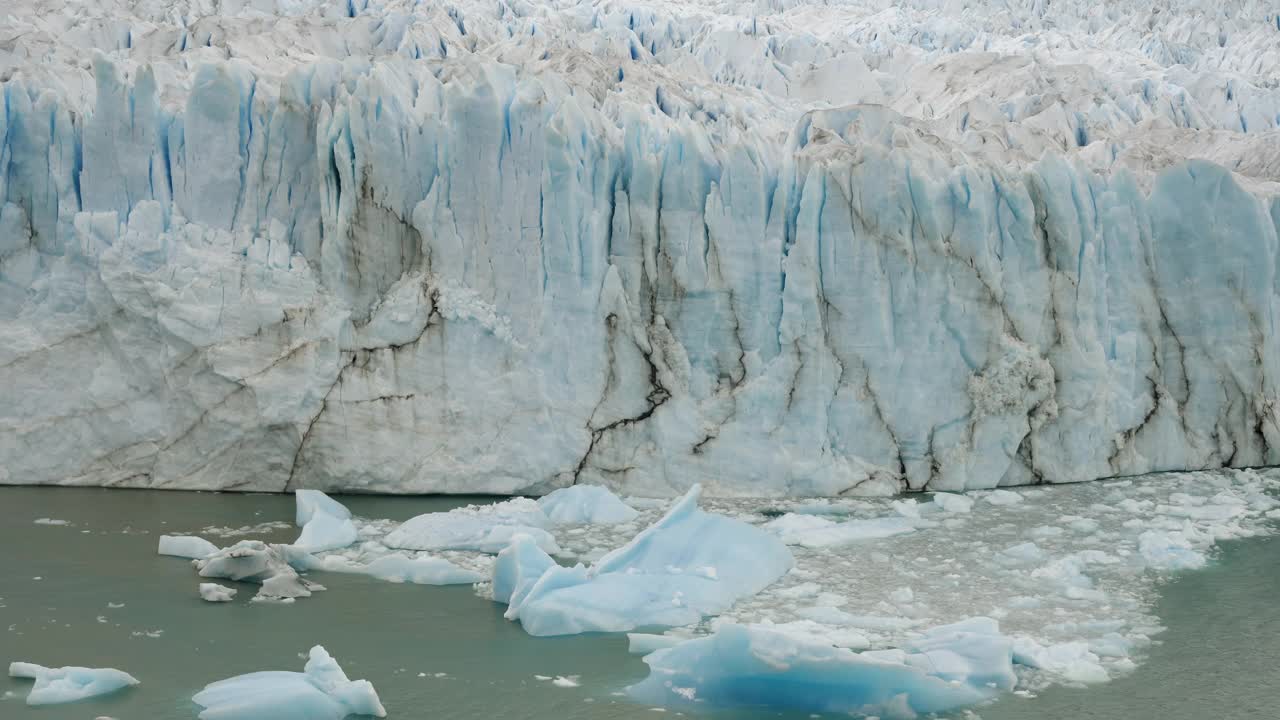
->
[1,486,1276,720]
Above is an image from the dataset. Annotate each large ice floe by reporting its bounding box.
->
[2,0,1278,497]
[628,618,1015,717]
[192,646,385,720]
[495,485,794,636]
[8,662,139,705]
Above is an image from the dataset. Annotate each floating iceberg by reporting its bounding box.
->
[500,485,793,636]
[158,535,220,559]
[196,541,323,601]
[628,618,1015,718]
[8,662,139,705]
[294,491,358,553]
[384,498,558,554]
[359,554,483,585]
[537,485,638,525]
[765,514,919,547]
[192,646,385,720]
[200,583,237,603]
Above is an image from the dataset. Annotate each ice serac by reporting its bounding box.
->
[499,485,794,636]
[1,0,1278,496]
[628,618,1015,718]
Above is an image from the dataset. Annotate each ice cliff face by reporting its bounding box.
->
[2,0,1279,495]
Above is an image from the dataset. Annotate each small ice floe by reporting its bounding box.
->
[293,490,359,553]
[193,646,385,720]
[765,513,918,547]
[384,497,559,554]
[33,518,70,526]
[8,662,139,705]
[199,583,237,602]
[537,485,638,525]
[552,676,581,688]
[158,535,219,559]
[317,553,483,586]
[931,492,973,513]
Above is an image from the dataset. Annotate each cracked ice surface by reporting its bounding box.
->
[1,0,1278,495]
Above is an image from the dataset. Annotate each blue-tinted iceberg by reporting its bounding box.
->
[491,534,557,605]
[537,485,638,525]
[8,662,139,705]
[628,618,1015,718]
[192,646,385,720]
[158,534,220,559]
[384,498,558,554]
[499,485,793,636]
[294,491,358,553]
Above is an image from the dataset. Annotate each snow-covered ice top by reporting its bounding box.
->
[192,646,385,720]
[1,0,1276,496]
[8,662,139,706]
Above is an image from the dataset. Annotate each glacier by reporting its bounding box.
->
[1,0,1278,496]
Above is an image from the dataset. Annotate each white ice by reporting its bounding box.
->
[293,491,358,553]
[192,646,385,720]
[537,485,638,525]
[158,535,219,560]
[8,662,139,706]
[199,583,237,603]
[2,0,1277,497]
[384,498,559,554]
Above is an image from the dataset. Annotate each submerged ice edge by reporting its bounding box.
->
[2,0,1278,497]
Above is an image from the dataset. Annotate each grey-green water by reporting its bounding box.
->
[1,487,1276,720]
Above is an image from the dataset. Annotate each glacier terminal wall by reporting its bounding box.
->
[1,0,1278,495]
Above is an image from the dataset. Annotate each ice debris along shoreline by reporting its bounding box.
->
[192,646,385,720]
[152,470,1277,715]
[2,0,1278,496]
[8,662,139,706]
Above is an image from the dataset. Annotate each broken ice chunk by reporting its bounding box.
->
[8,662,138,705]
[293,491,358,553]
[199,583,237,603]
[158,535,220,559]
